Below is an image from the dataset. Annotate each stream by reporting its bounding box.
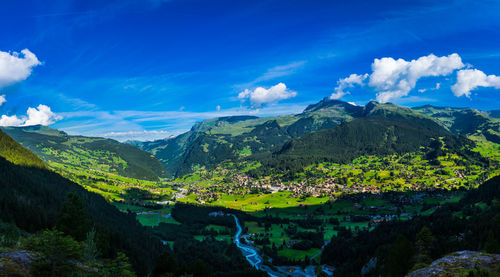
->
[231,214,324,277]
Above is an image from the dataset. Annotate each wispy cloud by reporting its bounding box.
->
[236,61,307,89]
[55,102,308,141]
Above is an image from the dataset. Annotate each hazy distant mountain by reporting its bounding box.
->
[1,125,167,181]
[413,105,500,143]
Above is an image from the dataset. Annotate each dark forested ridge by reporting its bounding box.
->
[321,175,500,276]
[132,99,499,177]
[0,132,164,275]
[250,101,487,176]
[134,99,380,176]
[1,125,167,180]
[0,156,163,274]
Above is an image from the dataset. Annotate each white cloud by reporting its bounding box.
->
[0,115,24,126]
[255,61,306,83]
[418,82,440,93]
[0,49,41,89]
[0,95,5,106]
[100,130,172,141]
[369,53,464,102]
[451,69,500,97]
[238,82,297,108]
[23,104,62,126]
[0,104,62,127]
[330,73,368,100]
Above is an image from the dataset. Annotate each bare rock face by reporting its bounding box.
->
[407,251,500,277]
[0,250,35,277]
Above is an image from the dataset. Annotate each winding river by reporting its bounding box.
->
[231,214,321,277]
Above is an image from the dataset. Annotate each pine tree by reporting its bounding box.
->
[56,193,91,241]
[25,229,81,277]
[152,251,178,277]
[83,228,100,265]
[103,252,136,277]
[414,226,435,265]
[483,231,500,254]
[384,235,413,277]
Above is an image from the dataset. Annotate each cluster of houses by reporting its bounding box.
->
[173,157,478,203]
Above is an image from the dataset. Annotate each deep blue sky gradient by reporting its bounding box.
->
[0,0,499,140]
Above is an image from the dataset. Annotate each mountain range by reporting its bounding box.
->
[130,99,500,177]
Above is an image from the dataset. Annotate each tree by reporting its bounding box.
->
[414,226,435,265]
[83,228,100,265]
[56,193,91,241]
[25,229,81,277]
[384,235,413,277]
[153,251,178,277]
[483,231,500,254]
[103,252,136,277]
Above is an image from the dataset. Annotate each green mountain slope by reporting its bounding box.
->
[257,101,486,174]
[286,98,363,137]
[135,99,363,176]
[1,125,166,181]
[0,132,163,275]
[413,105,500,143]
[0,129,46,168]
[321,175,500,276]
[487,110,500,119]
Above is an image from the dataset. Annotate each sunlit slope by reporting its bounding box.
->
[2,125,166,181]
[0,128,46,168]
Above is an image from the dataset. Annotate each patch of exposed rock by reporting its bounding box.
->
[407,250,500,277]
[0,250,35,277]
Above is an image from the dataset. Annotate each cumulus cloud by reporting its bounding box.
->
[0,115,24,126]
[0,49,41,89]
[332,54,464,103]
[0,95,5,106]
[451,69,500,97]
[369,53,464,102]
[23,105,62,126]
[238,82,297,108]
[330,73,368,100]
[0,104,62,127]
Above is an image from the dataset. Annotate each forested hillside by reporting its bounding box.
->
[132,99,499,178]
[321,175,500,276]
[252,101,486,176]
[0,129,46,168]
[0,133,164,275]
[414,105,500,143]
[1,125,166,181]
[135,99,366,176]
[0,130,259,277]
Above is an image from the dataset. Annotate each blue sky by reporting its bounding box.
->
[0,0,499,140]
